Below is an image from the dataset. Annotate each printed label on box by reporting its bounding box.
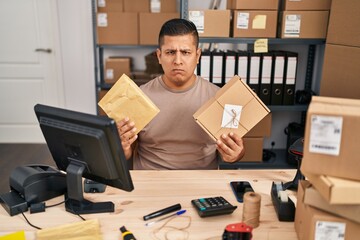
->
[221,104,242,129]
[237,12,249,29]
[106,69,114,79]
[309,115,343,156]
[252,15,266,29]
[284,14,301,37]
[151,0,161,13]
[189,11,204,33]
[315,221,346,240]
[98,0,106,7]
[97,13,108,27]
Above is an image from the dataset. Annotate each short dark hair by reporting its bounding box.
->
[158,18,199,48]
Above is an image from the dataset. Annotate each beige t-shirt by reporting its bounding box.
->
[133,75,219,170]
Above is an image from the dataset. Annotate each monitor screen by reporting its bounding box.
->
[34,104,134,214]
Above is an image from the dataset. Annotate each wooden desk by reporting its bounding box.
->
[0,170,298,240]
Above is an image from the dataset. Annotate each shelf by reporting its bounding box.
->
[199,38,326,45]
[98,44,157,49]
[269,104,308,112]
[218,149,297,170]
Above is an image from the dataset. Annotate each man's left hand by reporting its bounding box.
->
[216,132,245,163]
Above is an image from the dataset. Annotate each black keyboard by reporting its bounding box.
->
[191,196,237,218]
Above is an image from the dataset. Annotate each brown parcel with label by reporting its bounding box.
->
[98,74,160,135]
[301,96,360,181]
[295,181,360,240]
[193,75,270,141]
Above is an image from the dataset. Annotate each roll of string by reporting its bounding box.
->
[242,192,261,228]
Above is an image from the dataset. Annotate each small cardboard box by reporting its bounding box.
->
[303,180,360,223]
[193,75,270,141]
[320,44,360,99]
[123,0,149,12]
[97,0,123,12]
[98,74,160,135]
[279,11,329,39]
[227,0,279,10]
[104,57,132,84]
[295,180,360,240]
[97,12,138,45]
[301,96,360,181]
[241,137,263,162]
[282,0,331,10]
[327,0,360,48]
[232,10,278,38]
[189,10,230,37]
[139,12,180,45]
[303,172,360,205]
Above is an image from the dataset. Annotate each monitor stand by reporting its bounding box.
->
[65,160,114,214]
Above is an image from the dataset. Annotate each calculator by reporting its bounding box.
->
[191,196,237,218]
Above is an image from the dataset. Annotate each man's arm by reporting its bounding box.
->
[116,117,138,160]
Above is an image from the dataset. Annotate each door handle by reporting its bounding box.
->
[35,48,52,53]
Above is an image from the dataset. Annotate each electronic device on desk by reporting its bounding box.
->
[230,181,254,203]
[283,137,305,190]
[0,164,66,216]
[191,196,237,218]
[34,104,134,215]
[270,182,295,222]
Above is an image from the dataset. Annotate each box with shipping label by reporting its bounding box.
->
[279,11,329,39]
[193,75,270,141]
[97,0,123,12]
[301,96,360,181]
[232,11,278,38]
[97,12,138,45]
[295,181,360,240]
[282,0,331,10]
[98,74,160,135]
[104,57,132,84]
[320,44,360,99]
[327,0,360,48]
[150,0,178,13]
[303,172,360,205]
[123,0,149,12]
[227,0,279,10]
[139,12,180,45]
[189,10,230,37]
[303,178,360,223]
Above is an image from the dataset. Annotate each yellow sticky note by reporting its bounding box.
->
[252,15,266,29]
[254,39,268,53]
[0,231,25,240]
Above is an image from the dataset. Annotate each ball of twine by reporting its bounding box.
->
[242,192,261,228]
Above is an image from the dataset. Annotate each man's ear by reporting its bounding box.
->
[156,48,162,64]
[196,48,201,64]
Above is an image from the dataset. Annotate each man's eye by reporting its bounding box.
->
[165,51,175,55]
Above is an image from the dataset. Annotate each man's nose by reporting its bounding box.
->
[174,52,182,64]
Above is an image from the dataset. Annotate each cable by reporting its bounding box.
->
[21,212,41,230]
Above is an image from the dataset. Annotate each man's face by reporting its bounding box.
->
[156,34,201,90]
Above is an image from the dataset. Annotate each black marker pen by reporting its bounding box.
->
[143,203,181,221]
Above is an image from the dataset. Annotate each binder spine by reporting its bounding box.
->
[271,51,285,105]
[283,52,298,105]
[259,52,273,105]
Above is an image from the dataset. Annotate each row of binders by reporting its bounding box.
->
[195,50,298,105]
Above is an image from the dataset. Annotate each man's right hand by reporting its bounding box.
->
[116,117,138,160]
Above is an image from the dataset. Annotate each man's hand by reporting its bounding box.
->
[116,117,138,160]
[216,132,245,163]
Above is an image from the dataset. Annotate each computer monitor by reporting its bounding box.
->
[34,104,134,215]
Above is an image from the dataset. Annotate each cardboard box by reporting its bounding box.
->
[303,172,360,205]
[282,0,331,10]
[227,0,279,10]
[320,44,360,99]
[303,181,360,223]
[241,137,263,162]
[193,75,270,141]
[189,10,230,37]
[327,0,360,48]
[295,181,360,240]
[245,112,271,137]
[97,90,108,116]
[123,0,149,12]
[97,0,123,12]
[104,57,132,84]
[97,12,138,45]
[98,74,160,135]
[279,11,329,39]
[150,0,178,13]
[301,96,360,181]
[139,13,180,45]
[232,11,278,38]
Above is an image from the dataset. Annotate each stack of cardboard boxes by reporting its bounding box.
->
[320,0,360,99]
[295,96,360,239]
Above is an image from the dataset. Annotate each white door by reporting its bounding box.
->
[0,0,64,143]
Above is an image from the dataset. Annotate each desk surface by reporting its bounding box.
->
[0,170,298,240]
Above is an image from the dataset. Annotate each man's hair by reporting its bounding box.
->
[158,18,199,48]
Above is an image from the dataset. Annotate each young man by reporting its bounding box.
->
[117,18,245,169]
